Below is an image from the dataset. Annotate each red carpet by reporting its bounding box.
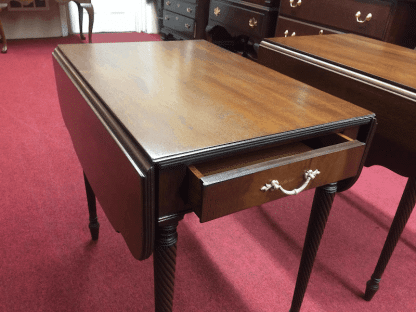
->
[0,33,415,312]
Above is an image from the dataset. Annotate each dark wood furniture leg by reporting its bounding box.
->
[75,2,94,43]
[364,177,416,301]
[154,219,181,312]
[290,182,337,312]
[83,172,100,240]
[0,18,6,54]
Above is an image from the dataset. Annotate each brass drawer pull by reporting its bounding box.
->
[166,1,171,5]
[284,30,296,37]
[290,0,301,7]
[187,7,192,13]
[261,169,320,195]
[319,30,323,35]
[214,7,220,16]
[185,23,191,29]
[249,18,257,28]
[355,11,372,23]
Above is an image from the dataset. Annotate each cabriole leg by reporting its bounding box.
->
[75,2,85,41]
[83,172,100,240]
[83,4,94,43]
[74,2,94,43]
[290,182,337,312]
[154,220,180,312]
[364,177,416,301]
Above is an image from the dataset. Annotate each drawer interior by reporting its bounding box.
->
[189,132,355,178]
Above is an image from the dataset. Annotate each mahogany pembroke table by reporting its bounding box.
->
[53,40,376,311]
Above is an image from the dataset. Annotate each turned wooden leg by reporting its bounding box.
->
[83,172,100,240]
[154,220,180,312]
[364,177,416,301]
[290,183,337,312]
[0,18,7,54]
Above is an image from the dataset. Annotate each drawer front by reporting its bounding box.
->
[275,16,341,37]
[163,11,195,36]
[209,0,265,38]
[189,137,365,222]
[279,0,392,39]
[164,0,197,19]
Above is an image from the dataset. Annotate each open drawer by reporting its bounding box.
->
[188,132,365,222]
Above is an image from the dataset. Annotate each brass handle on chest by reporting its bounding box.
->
[249,18,258,28]
[261,169,320,195]
[214,7,220,16]
[187,7,192,13]
[319,30,323,35]
[290,0,301,7]
[284,30,296,37]
[355,11,372,23]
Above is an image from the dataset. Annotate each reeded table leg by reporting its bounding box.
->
[290,183,337,312]
[84,172,100,240]
[154,219,181,312]
[364,177,416,301]
[75,2,94,43]
[0,18,7,54]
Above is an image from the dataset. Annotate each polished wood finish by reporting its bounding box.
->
[54,41,372,162]
[53,40,376,311]
[275,16,341,38]
[258,33,416,302]
[279,0,392,39]
[0,3,7,53]
[276,0,416,49]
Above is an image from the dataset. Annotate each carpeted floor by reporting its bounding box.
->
[0,32,415,312]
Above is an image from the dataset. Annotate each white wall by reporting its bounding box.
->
[0,1,63,39]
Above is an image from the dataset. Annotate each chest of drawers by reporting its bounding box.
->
[205,0,280,58]
[160,0,210,40]
[275,0,416,49]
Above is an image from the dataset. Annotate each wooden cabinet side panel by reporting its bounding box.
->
[53,56,154,261]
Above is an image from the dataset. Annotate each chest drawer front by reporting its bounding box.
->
[189,134,365,222]
[209,0,265,38]
[163,11,195,36]
[279,0,392,39]
[275,16,341,37]
[164,0,197,19]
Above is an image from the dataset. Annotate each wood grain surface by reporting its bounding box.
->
[56,40,371,162]
[266,34,416,92]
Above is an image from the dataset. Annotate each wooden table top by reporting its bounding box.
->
[56,40,371,164]
[265,34,416,96]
